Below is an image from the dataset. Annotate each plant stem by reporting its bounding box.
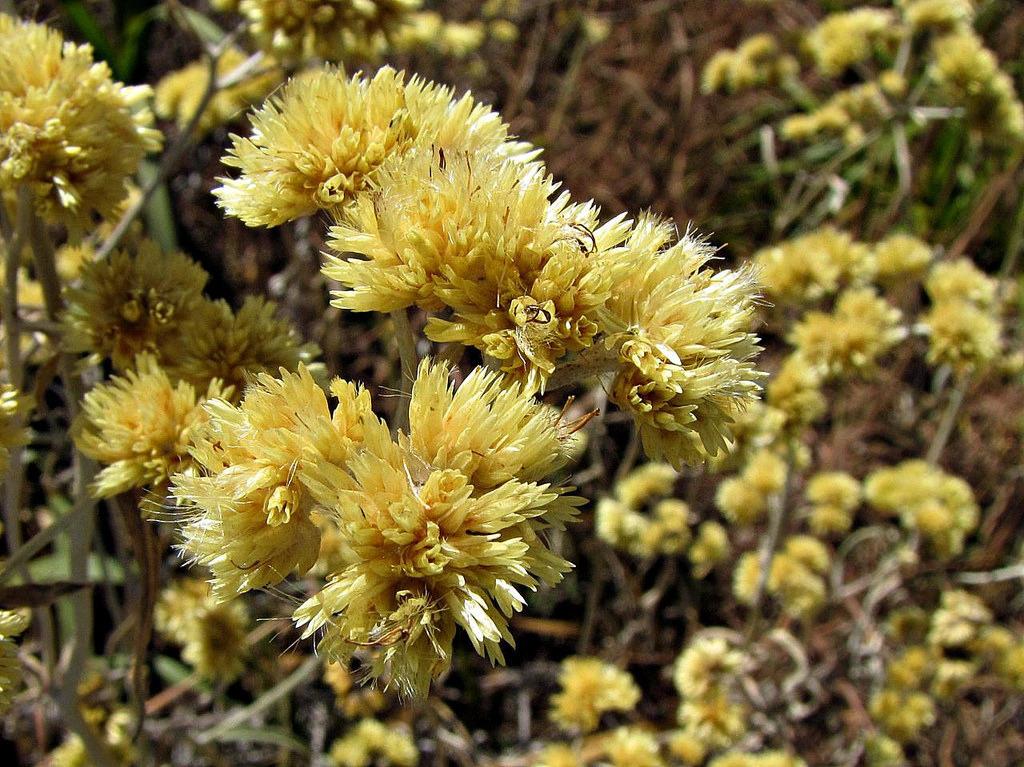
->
[926,375,968,465]
[26,203,112,767]
[391,308,419,432]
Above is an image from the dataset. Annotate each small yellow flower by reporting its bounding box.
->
[0,14,161,223]
[550,656,641,733]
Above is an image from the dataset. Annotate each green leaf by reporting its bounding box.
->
[59,1,122,79]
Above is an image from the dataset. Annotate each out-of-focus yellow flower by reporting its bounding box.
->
[708,751,807,767]
[864,460,978,558]
[63,240,209,370]
[929,30,1024,147]
[782,82,892,145]
[869,688,936,743]
[674,635,744,700]
[873,233,933,283]
[805,471,860,535]
[240,0,422,63]
[688,521,730,578]
[154,579,250,682]
[550,656,640,733]
[294,359,580,697]
[532,743,582,767]
[702,34,798,94]
[898,0,974,32]
[766,353,826,434]
[166,296,321,395]
[174,364,373,599]
[216,66,530,227]
[805,8,899,77]
[605,217,763,468]
[0,14,161,224]
[601,726,665,767]
[753,227,874,306]
[154,47,283,137]
[789,288,905,378]
[74,354,229,498]
[329,718,418,767]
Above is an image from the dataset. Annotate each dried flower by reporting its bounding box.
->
[0,384,31,478]
[0,14,161,223]
[74,354,229,498]
[550,656,641,733]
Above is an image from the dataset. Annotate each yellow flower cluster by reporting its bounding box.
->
[702,34,798,94]
[865,459,977,558]
[154,578,250,682]
[788,287,905,378]
[708,751,806,767]
[601,726,664,767]
[0,14,161,224]
[549,656,641,733]
[765,354,826,436]
[688,521,731,578]
[240,0,421,63]
[224,67,762,465]
[735,535,830,619]
[329,717,418,767]
[48,707,136,767]
[0,609,29,713]
[154,47,283,137]
[323,660,387,718]
[929,30,1024,147]
[715,448,787,526]
[596,463,692,557]
[217,66,529,226]
[753,226,874,305]
[673,634,748,752]
[289,360,580,696]
[63,238,318,386]
[0,384,31,478]
[873,232,933,283]
[897,0,975,32]
[782,82,893,146]
[391,12,489,59]
[174,364,364,598]
[73,354,229,498]
[804,8,900,77]
[918,257,1002,374]
[804,470,861,535]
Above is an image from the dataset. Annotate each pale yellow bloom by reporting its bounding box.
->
[805,9,899,77]
[550,656,641,733]
[0,14,161,223]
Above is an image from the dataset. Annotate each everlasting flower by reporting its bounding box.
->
[919,298,1001,374]
[174,364,373,598]
[708,751,806,767]
[166,296,321,395]
[294,359,580,697]
[873,233,933,283]
[715,448,786,526]
[328,145,626,387]
[782,82,892,145]
[533,743,582,767]
[605,217,763,467]
[0,384,31,478]
[0,609,29,714]
[596,464,689,557]
[601,726,665,767]
[753,227,873,306]
[898,0,974,31]
[702,34,798,94]
[0,14,161,224]
[74,354,229,498]
[789,288,905,378]
[674,635,744,700]
[550,656,641,733]
[154,47,282,137]
[329,718,418,767]
[865,460,978,558]
[63,240,208,370]
[154,579,250,682]
[929,31,1024,147]
[925,258,998,308]
[805,471,860,535]
[805,9,899,77]
[869,689,936,743]
[927,590,991,648]
[240,0,422,63]
[216,66,530,226]
[677,690,748,750]
[766,354,826,433]
[688,521,730,578]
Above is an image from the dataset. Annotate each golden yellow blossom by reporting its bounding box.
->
[294,359,580,697]
[217,66,530,226]
[0,14,161,224]
[74,354,229,498]
[805,8,899,77]
[550,656,641,733]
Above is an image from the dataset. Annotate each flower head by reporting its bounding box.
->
[0,384,31,477]
[294,359,580,697]
[0,14,161,223]
[216,66,529,226]
[550,656,641,733]
[63,240,209,370]
[74,354,229,498]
